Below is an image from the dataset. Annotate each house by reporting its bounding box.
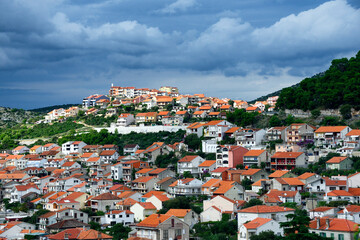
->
[326,156,353,170]
[202,179,244,200]
[61,141,87,155]
[243,150,268,168]
[166,209,199,228]
[110,162,123,181]
[286,123,315,145]
[235,129,266,148]
[309,218,358,240]
[148,168,175,180]
[272,177,305,191]
[348,172,360,188]
[201,205,223,222]
[0,222,36,240]
[240,169,268,183]
[268,170,296,179]
[90,193,121,212]
[130,202,157,221]
[116,113,135,127]
[265,126,288,141]
[47,228,112,240]
[186,122,204,138]
[237,205,295,225]
[12,146,29,155]
[130,214,189,240]
[86,157,102,167]
[238,218,283,240]
[337,205,360,223]
[145,194,169,210]
[61,161,81,170]
[198,160,216,176]
[261,190,301,206]
[324,177,347,192]
[215,145,249,168]
[324,190,356,203]
[102,210,134,226]
[83,94,109,108]
[131,176,157,194]
[55,208,89,223]
[309,207,336,219]
[203,195,245,216]
[99,150,119,164]
[177,155,205,177]
[10,184,41,203]
[157,111,171,121]
[29,145,43,155]
[314,126,351,148]
[162,115,184,126]
[192,111,207,118]
[154,177,176,191]
[270,152,306,170]
[124,144,140,155]
[168,178,204,197]
[203,120,234,141]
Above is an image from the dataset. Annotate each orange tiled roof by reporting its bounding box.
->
[315,126,348,133]
[165,209,191,218]
[268,170,290,178]
[271,152,303,158]
[178,155,199,163]
[136,214,171,228]
[326,157,348,164]
[243,218,272,229]
[244,150,265,157]
[198,160,216,167]
[309,218,358,232]
[346,129,360,136]
[239,205,294,213]
[298,172,316,180]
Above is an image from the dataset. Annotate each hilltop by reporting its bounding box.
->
[253,51,360,111]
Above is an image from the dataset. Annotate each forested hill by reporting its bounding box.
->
[275,51,360,111]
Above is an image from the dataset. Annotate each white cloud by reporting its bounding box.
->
[159,0,197,14]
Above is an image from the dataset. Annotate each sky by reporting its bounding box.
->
[0,0,359,109]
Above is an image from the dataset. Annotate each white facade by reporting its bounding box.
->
[61,141,87,155]
[102,210,134,225]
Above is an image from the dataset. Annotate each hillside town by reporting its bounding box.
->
[0,85,360,240]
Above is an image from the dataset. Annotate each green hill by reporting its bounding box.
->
[275,51,360,111]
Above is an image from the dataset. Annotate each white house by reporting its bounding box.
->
[130,202,157,221]
[111,162,123,180]
[337,205,360,223]
[99,150,119,164]
[116,113,135,127]
[102,210,134,226]
[177,155,205,177]
[237,205,295,226]
[238,218,283,240]
[168,178,204,197]
[61,141,87,155]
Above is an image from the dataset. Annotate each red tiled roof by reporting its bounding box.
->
[271,152,303,158]
[178,155,199,163]
[309,218,358,232]
[243,218,272,229]
[239,205,294,213]
[326,157,348,164]
[315,126,348,133]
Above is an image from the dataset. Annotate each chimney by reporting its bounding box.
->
[64,232,69,240]
[316,218,320,229]
[326,218,330,229]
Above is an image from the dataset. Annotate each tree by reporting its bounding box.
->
[250,231,283,240]
[280,209,330,240]
[184,134,201,150]
[241,177,253,190]
[243,199,264,209]
[311,109,321,119]
[106,223,131,240]
[340,104,352,120]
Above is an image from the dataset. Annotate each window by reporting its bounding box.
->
[330,233,334,239]
[320,232,326,237]
[338,234,344,240]
[163,230,168,239]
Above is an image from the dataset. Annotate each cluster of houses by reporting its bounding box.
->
[1,119,360,240]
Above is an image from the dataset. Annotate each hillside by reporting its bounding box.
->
[275,51,360,111]
[29,104,79,113]
[0,107,43,127]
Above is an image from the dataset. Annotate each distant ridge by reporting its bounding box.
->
[29,104,79,113]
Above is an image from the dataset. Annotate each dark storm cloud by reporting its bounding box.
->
[0,0,359,108]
